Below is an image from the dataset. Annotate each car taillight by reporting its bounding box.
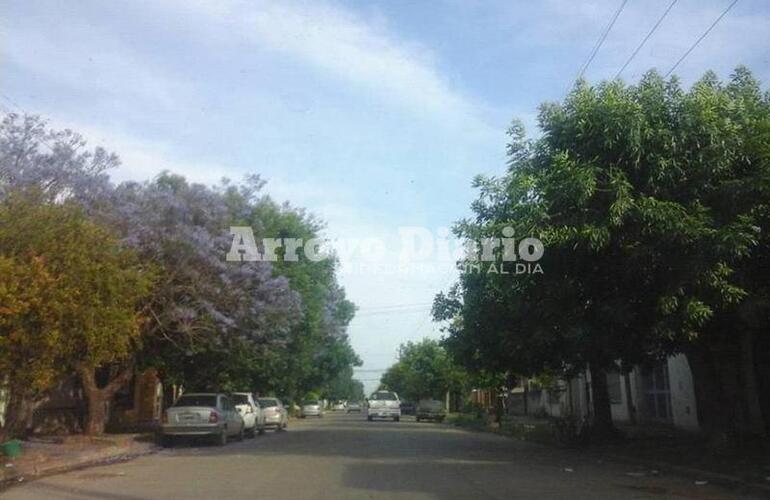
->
[209,411,219,423]
[162,411,168,424]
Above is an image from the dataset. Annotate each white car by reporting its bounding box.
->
[301,400,324,418]
[161,393,245,446]
[257,397,288,430]
[231,392,266,437]
[365,391,401,421]
[332,402,346,411]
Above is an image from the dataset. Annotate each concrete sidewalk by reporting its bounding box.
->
[1,434,157,491]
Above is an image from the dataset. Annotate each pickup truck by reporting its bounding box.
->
[365,391,401,421]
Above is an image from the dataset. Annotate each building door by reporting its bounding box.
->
[642,363,672,422]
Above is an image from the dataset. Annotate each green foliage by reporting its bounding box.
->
[225,189,360,400]
[0,191,153,399]
[0,114,362,423]
[437,67,770,401]
[380,339,468,401]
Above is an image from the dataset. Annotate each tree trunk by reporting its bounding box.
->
[588,364,616,439]
[0,384,49,441]
[623,372,636,425]
[78,364,133,435]
[522,378,529,416]
[0,390,32,441]
[686,345,727,435]
[756,331,770,433]
[739,330,765,436]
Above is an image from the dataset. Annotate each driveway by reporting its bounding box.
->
[4,412,758,499]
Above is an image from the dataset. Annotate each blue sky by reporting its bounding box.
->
[3,0,769,394]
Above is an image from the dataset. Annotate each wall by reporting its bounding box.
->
[501,355,700,432]
[666,354,699,431]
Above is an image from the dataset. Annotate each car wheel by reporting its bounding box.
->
[215,429,227,446]
[258,424,266,435]
[247,425,256,438]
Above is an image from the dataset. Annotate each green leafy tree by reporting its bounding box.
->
[225,186,359,401]
[0,114,362,420]
[0,192,153,435]
[380,339,467,401]
[435,67,769,437]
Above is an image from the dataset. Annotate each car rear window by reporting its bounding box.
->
[258,398,278,407]
[369,392,397,401]
[230,394,250,405]
[175,395,217,407]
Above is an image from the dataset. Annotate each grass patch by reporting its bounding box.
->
[446,413,558,444]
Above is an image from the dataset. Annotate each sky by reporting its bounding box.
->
[2,0,769,394]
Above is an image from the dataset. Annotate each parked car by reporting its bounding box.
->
[230,392,266,437]
[258,397,288,430]
[416,399,446,422]
[301,400,324,418]
[332,401,346,411]
[346,401,362,413]
[365,391,401,421]
[400,400,416,415]
[161,393,245,446]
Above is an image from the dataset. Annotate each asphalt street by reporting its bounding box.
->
[3,412,759,499]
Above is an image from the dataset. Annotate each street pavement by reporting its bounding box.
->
[3,412,759,499]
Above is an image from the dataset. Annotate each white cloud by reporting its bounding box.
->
[159,0,487,126]
[1,17,189,108]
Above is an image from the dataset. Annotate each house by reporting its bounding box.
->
[473,354,700,432]
[0,368,164,436]
[108,369,164,432]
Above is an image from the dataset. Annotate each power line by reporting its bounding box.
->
[571,0,630,90]
[615,0,678,79]
[665,0,739,78]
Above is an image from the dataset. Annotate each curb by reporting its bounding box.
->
[0,445,159,493]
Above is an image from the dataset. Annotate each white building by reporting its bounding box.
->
[517,354,699,431]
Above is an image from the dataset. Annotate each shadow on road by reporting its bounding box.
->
[155,414,733,500]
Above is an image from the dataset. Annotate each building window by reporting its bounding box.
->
[642,363,672,421]
[606,372,623,404]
